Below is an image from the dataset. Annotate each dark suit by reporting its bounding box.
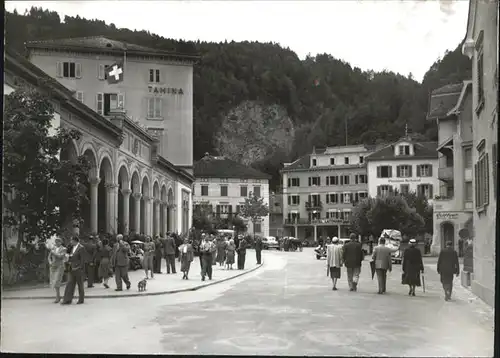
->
[62,244,86,304]
[200,241,213,280]
[113,242,131,290]
[83,241,97,287]
[163,236,177,273]
[237,239,247,270]
[437,247,460,299]
[153,238,163,273]
[254,238,263,264]
[372,244,392,293]
[343,240,364,289]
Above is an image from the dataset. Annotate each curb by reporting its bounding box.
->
[2,262,264,300]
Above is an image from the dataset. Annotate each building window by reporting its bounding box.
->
[216,204,232,215]
[399,145,410,155]
[344,157,349,164]
[358,192,368,199]
[98,64,111,80]
[96,93,124,115]
[147,97,162,119]
[287,178,300,187]
[240,186,248,197]
[359,156,364,164]
[312,159,317,166]
[417,184,433,199]
[342,193,351,204]
[288,195,300,205]
[309,177,321,186]
[464,148,472,168]
[220,185,228,197]
[75,91,84,103]
[475,31,485,113]
[254,222,262,233]
[400,184,410,194]
[57,61,81,79]
[308,194,321,206]
[355,174,367,184]
[325,193,338,204]
[330,158,335,165]
[342,211,351,221]
[253,186,261,197]
[377,166,392,178]
[417,164,432,177]
[201,185,208,196]
[465,182,473,202]
[340,175,350,185]
[474,153,489,208]
[149,69,161,83]
[326,176,338,185]
[377,185,392,197]
[397,165,412,178]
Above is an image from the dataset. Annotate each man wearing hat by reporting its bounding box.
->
[402,238,424,296]
[326,237,344,290]
[342,233,364,291]
[437,241,460,301]
[371,236,392,294]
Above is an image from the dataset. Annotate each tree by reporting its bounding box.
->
[192,201,214,232]
[239,192,270,237]
[398,190,434,234]
[3,86,90,274]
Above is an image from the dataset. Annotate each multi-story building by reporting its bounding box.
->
[461,0,498,307]
[269,192,284,237]
[281,145,376,241]
[193,153,271,237]
[25,36,198,171]
[427,81,474,255]
[365,137,439,203]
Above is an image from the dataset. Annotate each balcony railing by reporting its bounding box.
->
[305,201,323,211]
[284,218,350,225]
[438,167,454,181]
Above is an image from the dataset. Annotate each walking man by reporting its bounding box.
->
[163,234,177,274]
[326,237,343,290]
[153,235,163,274]
[255,236,263,265]
[112,235,131,291]
[237,236,248,270]
[200,235,213,281]
[342,233,363,291]
[437,241,460,301]
[61,236,86,305]
[83,236,97,288]
[371,236,392,294]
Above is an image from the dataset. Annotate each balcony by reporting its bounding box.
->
[305,201,323,212]
[284,218,350,226]
[438,167,454,181]
[433,196,455,212]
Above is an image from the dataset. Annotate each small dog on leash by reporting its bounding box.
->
[138,279,147,292]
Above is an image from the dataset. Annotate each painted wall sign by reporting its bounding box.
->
[436,212,460,221]
[388,178,422,183]
[148,86,184,95]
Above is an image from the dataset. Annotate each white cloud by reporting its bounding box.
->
[5,0,469,82]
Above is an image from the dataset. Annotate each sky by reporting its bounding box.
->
[5,0,469,82]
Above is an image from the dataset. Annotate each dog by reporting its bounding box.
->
[138,279,147,292]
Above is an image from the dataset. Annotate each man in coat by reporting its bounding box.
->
[200,235,214,281]
[342,233,364,291]
[83,236,97,288]
[237,236,248,270]
[254,236,263,265]
[163,233,177,274]
[402,238,424,296]
[437,240,460,301]
[61,236,87,305]
[153,235,163,274]
[112,234,131,291]
[371,236,392,294]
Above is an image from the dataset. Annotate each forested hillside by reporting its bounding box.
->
[4,7,472,190]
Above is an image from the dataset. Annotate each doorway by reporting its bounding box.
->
[441,222,455,249]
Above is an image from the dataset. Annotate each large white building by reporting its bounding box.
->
[365,137,439,202]
[461,0,497,307]
[4,37,196,238]
[193,153,271,237]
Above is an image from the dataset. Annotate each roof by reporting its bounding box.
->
[427,83,464,120]
[365,140,438,162]
[26,36,200,63]
[282,155,311,171]
[194,154,271,180]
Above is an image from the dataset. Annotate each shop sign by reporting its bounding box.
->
[436,212,459,221]
[388,178,422,183]
[148,86,184,95]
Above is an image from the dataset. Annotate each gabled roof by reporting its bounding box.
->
[365,140,438,161]
[282,155,311,171]
[426,82,464,120]
[26,36,200,63]
[194,154,271,180]
[447,80,473,116]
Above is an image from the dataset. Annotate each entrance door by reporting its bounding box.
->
[441,222,454,249]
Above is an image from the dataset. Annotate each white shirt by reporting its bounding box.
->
[71,243,80,255]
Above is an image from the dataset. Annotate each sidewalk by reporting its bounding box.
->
[2,250,263,300]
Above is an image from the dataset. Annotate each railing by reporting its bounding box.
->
[305,201,323,211]
[438,167,454,181]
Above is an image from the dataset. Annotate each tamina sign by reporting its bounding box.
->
[148,86,184,95]
[435,212,460,221]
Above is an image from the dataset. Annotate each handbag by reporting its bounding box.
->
[401,272,408,285]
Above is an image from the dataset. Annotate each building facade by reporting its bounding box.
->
[269,192,284,238]
[462,0,498,307]
[193,154,271,237]
[4,47,194,239]
[281,145,375,241]
[365,138,439,203]
[427,81,474,255]
[25,36,197,170]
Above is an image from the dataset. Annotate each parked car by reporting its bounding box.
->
[379,229,403,264]
[314,245,327,260]
[284,237,303,251]
[262,236,280,250]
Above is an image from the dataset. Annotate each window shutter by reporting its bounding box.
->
[428,165,433,177]
[76,91,84,103]
[388,166,393,177]
[429,185,433,198]
[350,193,354,202]
[96,93,104,115]
[308,194,311,204]
[326,194,329,204]
[416,165,421,177]
[147,98,153,118]
[474,163,479,206]
[485,153,489,205]
[493,144,497,197]
[288,178,291,187]
[326,176,330,185]
[75,63,82,79]
[354,175,358,184]
[216,205,221,214]
[155,98,162,118]
[297,196,300,204]
[377,186,381,196]
[56,62,62,78]
[377,166,381,178]
[297,178,300,186]
[228,205,233,214]
[318,177,321,186]
[396,166,401,177]
[288,196,291,205]
[340,194,344,203]
[118,93,125,109]
[354,193,359,202]
[340,176,344,185]
[98,64,105,80]
[308,177,311,186]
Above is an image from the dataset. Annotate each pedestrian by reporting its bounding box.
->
[61,236,86,305]
[437,241,460,301]
[237,236,248,270]
[47,237,68,303]
[198,233,206,270]
[216,237,227,266]
[153,235,163,274]
[211,235,218,266]
[179,237,194,279]
[254,236,263,265]
[326,237,343,290]
[143,236,155,279]
[402,238,424,296]
[94,237,103,284]
[371,236,392,294]
[458,237,464,258]
[112,234,131,291]
[98,239,112,288]
[163,233,177,274]
[200,235,213,281]
[226,238,236,269]
[83,236,97,288]
[342,233,363,292]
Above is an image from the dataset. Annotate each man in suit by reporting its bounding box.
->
[200,235,213,281]
[83,236,97,288]
[371,236,392,294]
[153,235,163,274]
[237,236,248,270]
[437,240,460,301]
[112,234,131,291]
[342,233,364,292]
[254,236,263,265]
[61,236,87,305]
[163,233,177,274]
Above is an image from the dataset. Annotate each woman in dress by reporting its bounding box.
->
[402,238,424,296]
[48,237,68,303]
[143,236,155,279]
[179,237,194,279]
[216,237,227,267]
[98,239,112,288]
[225,239,236,270]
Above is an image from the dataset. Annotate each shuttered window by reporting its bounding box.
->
[147,98,162,118]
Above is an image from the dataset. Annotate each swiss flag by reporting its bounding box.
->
[106,63,124,84]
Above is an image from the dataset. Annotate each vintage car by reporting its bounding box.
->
[380,229,403,264]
